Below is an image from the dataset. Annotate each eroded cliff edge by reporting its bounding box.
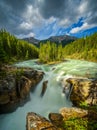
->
[0,66,44,113]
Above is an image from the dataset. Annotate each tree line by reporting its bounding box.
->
[0,29,97,65]
[63,33,97,62]
[39,41,63,63]
[39,33,97,63]
[0,29,39,64]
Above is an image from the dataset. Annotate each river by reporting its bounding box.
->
[0,59,97,130]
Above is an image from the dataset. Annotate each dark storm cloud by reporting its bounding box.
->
[39,0,66,19]
[38,0,97,26]
[2,0,36,14]
[85,0,97,25]
[87,0,97,12]
[0,0,31,34]
[0,7,8,26]
[38,0,82,26]
[3,0,27,13]
[0,0,97,38]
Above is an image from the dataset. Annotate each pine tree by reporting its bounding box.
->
[0,43,7,63]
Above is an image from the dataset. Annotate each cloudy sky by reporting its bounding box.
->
[0,0,97,40]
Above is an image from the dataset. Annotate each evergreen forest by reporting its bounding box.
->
[0,29,97,65]
[0,29,39,65]
[63,33,97,62]
[39,32,97,63]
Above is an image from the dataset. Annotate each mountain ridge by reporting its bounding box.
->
[22,35,77,47]
[23,37,40,45]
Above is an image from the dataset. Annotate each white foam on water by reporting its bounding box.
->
[0,59,97,130]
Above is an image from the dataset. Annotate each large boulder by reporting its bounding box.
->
[26,112,57,130]
[16,76,32,99]
[49,113,64,129]
[40,80,48,97]
[66,78,97,106]
[24,70,44,91]
[59,107,88,121]
[26,107,97,130]
[60,107,97,122]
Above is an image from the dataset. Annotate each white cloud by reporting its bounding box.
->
[0,0,97,38]
[59,18,70,26]
[47,16,56,24]
[78,1,88,14]
[17,32,35,39]
[70,23,88,33]
[26,32,35,37]
[70,22,97,34]
[19,22,32,30]
[22,5,44,27]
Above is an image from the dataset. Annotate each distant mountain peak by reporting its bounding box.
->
[48,35,77,43]
[23,37,40,45]
[22,35,77,47]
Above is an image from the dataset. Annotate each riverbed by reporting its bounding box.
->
[0,59,97,130]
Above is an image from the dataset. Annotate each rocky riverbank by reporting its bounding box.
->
[1,64,97,129]
[26,107,97,130]
[66,78,97,106]
[0,66,44,113]
[26,77,97,130]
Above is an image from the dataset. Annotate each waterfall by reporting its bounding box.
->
[60,75,73,100]
[68,84,73,99]
[0,59,97,130]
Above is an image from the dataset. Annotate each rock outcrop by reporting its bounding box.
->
[26,107,97,130]
[26,76,97,130]
[0,69,44,113]
[49,113,64,128]
[23,70,44,91]
[59,107,88,120]
[40,80,48,97]
[60,107,97,121]
[65,78,97,106]
[26,112,57,130]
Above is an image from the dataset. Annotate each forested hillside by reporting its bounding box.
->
[0,29,39,64]
[39,33,97,63]
[63,33,97,62]
[39,41,63,63]
[0,29,97,65]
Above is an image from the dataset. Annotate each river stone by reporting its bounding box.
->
[49,113,64,128]
[26,112,57,130]
[59,107,88,121]
[66,78,97,106]
[40,80,48,97]
[24,70,37,79]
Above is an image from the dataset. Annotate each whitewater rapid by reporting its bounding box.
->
[0,59,97,130]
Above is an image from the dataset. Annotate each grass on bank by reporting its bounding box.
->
[62,102,97,130]
[63,117,97,130]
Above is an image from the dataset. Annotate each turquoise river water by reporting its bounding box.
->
[0,59,97,130]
